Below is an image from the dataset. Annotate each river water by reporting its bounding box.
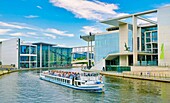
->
[0,69,170,103]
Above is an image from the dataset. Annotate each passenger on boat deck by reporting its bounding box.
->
[47,70,82,80]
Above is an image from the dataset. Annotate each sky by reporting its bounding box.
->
[0,0,170,47]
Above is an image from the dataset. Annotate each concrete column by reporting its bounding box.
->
[138,27,142,51]
[120,55,129,66]
[40,44,42,68]
[119,24,128,53]
[18,38,21,69]
[36,45,37,68]
[87,41,89,67]
[151,55,153,61]
[29,45,31,68]
[91,41,92,60]
[48,45,50,67]
[133,15,138,66]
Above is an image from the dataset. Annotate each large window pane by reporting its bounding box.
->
[21,45,29,54]
[20,56,29,61]
[95,32,119,62]
[30,46,36,54]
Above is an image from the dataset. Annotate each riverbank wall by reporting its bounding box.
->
[83,66,170,83]
[0,66,75,76]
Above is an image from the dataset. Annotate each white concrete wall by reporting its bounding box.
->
[91,59,105,71]
[119,23,128,53]
[1,38,19,68]
[120,55,128,66]
[158,6,170,66]
[119,23,129,66]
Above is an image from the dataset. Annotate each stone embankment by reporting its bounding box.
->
[85,66,170,83]
[0,70,10,76]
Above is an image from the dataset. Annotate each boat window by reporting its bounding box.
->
[82,82,85,84]
[78,82,81,85]
[88,73,90,76]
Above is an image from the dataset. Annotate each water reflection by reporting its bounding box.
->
[0,71,170,103]
[104,76,170,103]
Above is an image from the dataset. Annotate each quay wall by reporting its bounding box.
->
[131,66,170,71]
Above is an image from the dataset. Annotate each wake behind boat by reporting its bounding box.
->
[40,70,104,92]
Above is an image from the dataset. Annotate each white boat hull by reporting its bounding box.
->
[40,75,104,93]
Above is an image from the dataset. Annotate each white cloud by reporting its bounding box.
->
[10,32,28,37]
[0,29,12,35]
[27,32,37,35]
[81,26,103,34]
[49,0,127,20]
[0,21,33,29]
[0,21,75,39]
[44,33,56,39]
[37,6,42,9]
[24,15,39,18]
[155,3,170,8]
[46,28,74,37]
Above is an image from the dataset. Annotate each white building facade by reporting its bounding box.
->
[80,6,170,71]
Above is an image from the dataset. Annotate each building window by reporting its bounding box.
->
[31,56,36,61]
[20,56,29,61]
[30,46,36,54]
[21,45,29,54]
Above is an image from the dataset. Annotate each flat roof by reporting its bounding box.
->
[32,42,56,46]
[52,46,72,49]
[80,35,95,42]
[101,9,157,26]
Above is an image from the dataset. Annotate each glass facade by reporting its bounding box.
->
[95,32,119,62]
[20,63,29,68]
[20,45,37,68]
[42,45,49,67]
[37,44,40,67]
[141,26,157,52]
[21,45,29,54]
[54,47,72,67]
[20,56,29,61]
[73,52,94,60]
[35,43,72,68]
[30,46,36,54]
[128,30,133,52]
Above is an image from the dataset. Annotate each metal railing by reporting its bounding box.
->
[106,65,131,72]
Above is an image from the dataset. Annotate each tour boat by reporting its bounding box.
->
[40,70,104,92]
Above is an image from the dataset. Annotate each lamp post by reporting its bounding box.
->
[88,32,92,69]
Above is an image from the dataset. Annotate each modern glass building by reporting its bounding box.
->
[80,6,170,71]
[33,42,72,68]
[0,38,72,69]
[20,43,37,68]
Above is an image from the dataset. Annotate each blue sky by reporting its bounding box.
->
[0,0,169,47]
